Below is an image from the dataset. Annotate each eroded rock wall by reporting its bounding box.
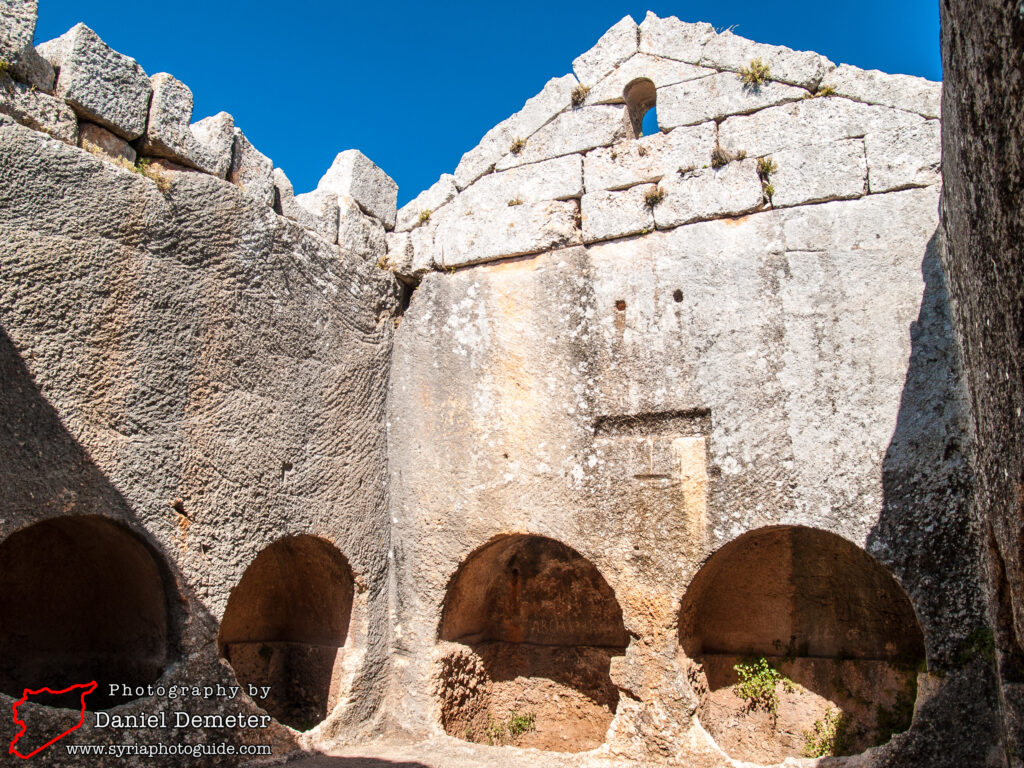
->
[0,3,401,763]
[940,0,1024,764]
[387,12,997,767]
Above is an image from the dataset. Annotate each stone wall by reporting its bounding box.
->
[0,1,400,763]
[388,12,996,766]
[0,1,1005,765]
[940,0,1024,765]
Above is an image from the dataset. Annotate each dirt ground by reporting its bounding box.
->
[695,654,917,762]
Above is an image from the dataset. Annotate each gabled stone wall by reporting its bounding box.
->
[0,1,1004,765]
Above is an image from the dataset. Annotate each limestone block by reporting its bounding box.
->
[295,188,340,244]
[396,173,457,232]
[0,74,76,144]
[337,194,385,260]
[317,149,397,230]
[766,138,867,208]
[1,0,35,61]
[453,74,577,190]
[79,121,135,164]
[459,154,582,211]
[652,159,763,229]
[0,0,52,92]
[189,112,234,179]
[865,120,941,193]
[386,226,436,276]
[638,12,715,64]
[495,105,631,170]
[228,128,274,207]
[436,200,581,267]
[273,167,311,222]
[658,72,807,129]
[572,16,638,86]
[582,184,656,243]
[138,73,223,175]
[781,185,938,253]
[700,30,833,90]
[718,97,925,158]
[37,24,151,140]
[820,64,941,118]
[275,167,342,244]
[584,122,716,191]
[586,54,713,105]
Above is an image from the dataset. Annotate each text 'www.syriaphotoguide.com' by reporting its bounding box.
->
[64,743,273,758]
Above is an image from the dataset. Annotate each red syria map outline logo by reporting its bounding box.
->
[8,681,97,759]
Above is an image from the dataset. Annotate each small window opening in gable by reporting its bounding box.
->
[624,78,657,138]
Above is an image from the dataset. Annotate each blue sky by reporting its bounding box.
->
[35,1,940,205]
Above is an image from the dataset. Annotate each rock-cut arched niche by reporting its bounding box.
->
[218,535,354,731]
[678,525,925,763]
[0,516,175,710]
[437,534,629,753]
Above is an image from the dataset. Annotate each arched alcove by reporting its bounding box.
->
[624,78,657,137]
[0,516,175,710]
[679,526,925,762]
[219,535,354,731]
[437,534,629,752]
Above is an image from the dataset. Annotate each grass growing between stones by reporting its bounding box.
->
[757,156,778,205]
[711,147,746,169]
[738,58,771,88]
[644,186,665,207]
[510,137,526,155]
[571,84,590,107]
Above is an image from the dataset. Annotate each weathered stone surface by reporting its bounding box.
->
[572,15,638,86]
[79,121,135,164]
[396,173,457,232]
[0,1,52,92]
[1,8,1004,766]
[865,120,941,193]
[820,64,941,119]
[273,167,311,221]
[228,128,274,207]
[0,0,35,61]
[701,30,833,90]
[386,225,436,277]
[189,111,234,179]
[435,200,580,267]
[586,54,712,105]
[458,154,582,211]
[658,71,807,128]
[453,74,577,190]
[584,122,715,191]
[652,158,763,228]
[0,117,397,763]
[581,184,655,242]
[337,193,386,260]
[138,73,222,175]
[0,74,76,144]
[317,149,398,230]
[638,12,715,64]
[294,188,340,244]
[495,105,631,170]
[390,181,959,762]
[767,138,867,208]
[718,97,925,157]
[38,24,151,140]
[942,0,1024,758]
